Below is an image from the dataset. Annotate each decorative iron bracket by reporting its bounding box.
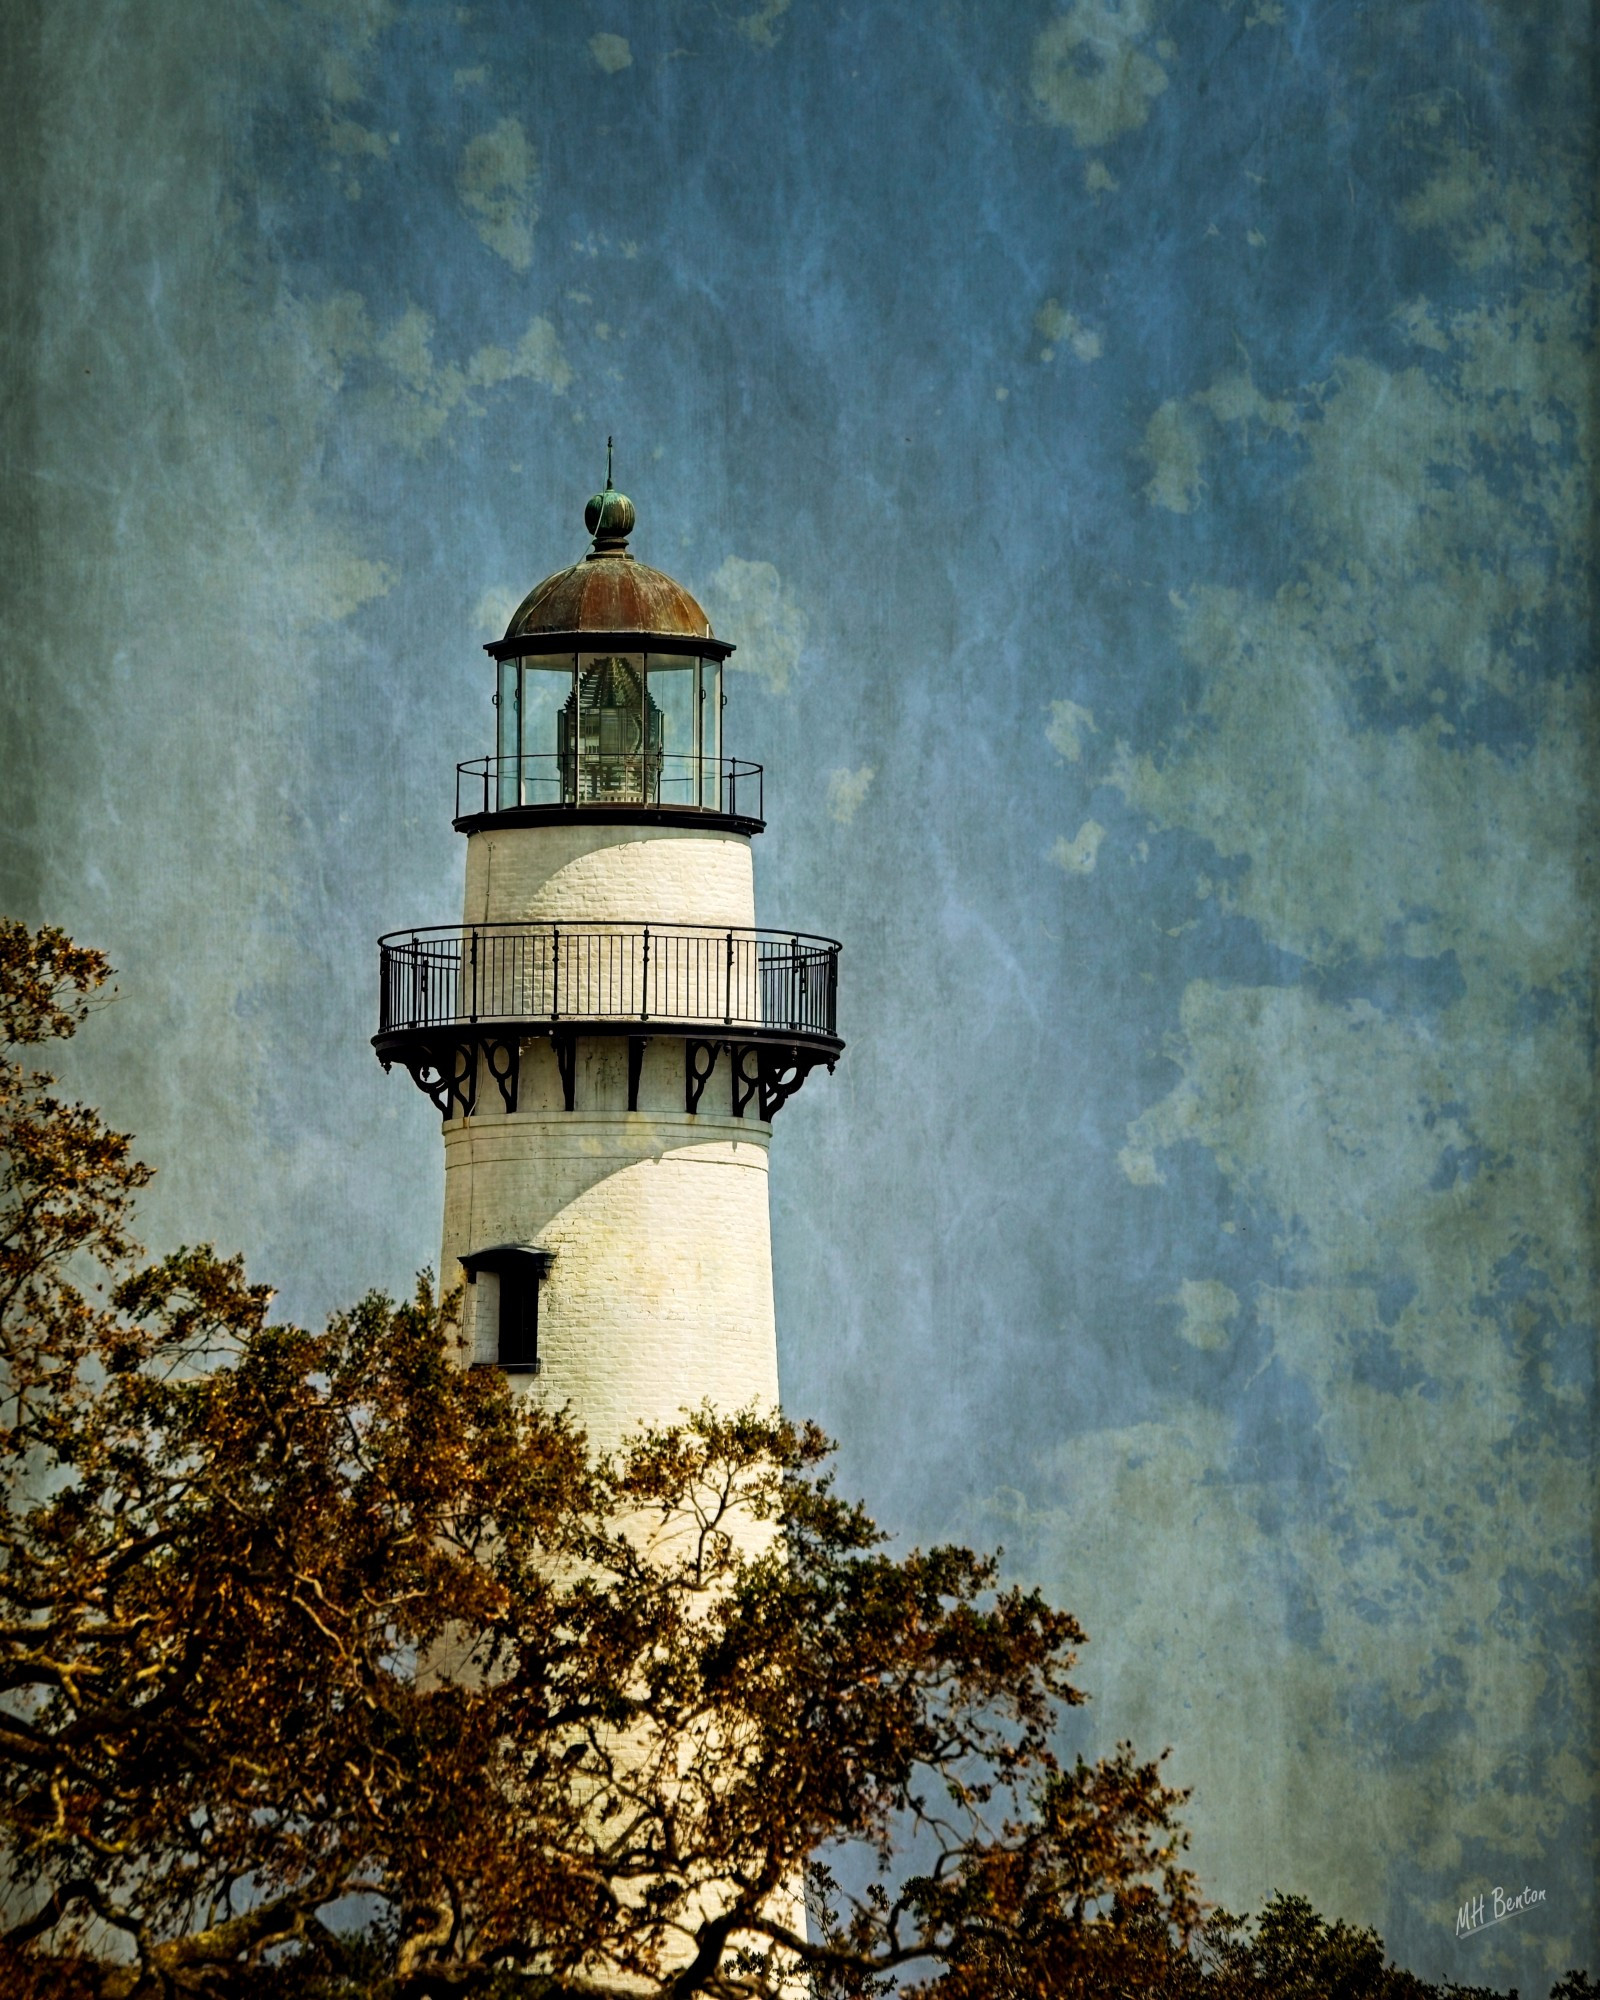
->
[397,1038,477,1122]
[484,1036,520,1114]
[627,1035,648,1112]
[731,1042,762,1120]
[756,1044,827,1121]
[551,1031,576,1112]
[380,1022,839,1123]
[719,1040,836,1121]
[680,1040,720,1120]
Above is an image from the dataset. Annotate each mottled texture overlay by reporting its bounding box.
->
[1,1,1593,1986]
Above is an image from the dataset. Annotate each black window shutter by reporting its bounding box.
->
[498,1264,539,1368]
[460,1245,552,1374]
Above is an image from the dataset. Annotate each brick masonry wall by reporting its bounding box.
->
[442,1103,776,1455]
[464,821,756,928]
[441,823,782,1454]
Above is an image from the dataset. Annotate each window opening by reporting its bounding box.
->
[460,1245,553,1373]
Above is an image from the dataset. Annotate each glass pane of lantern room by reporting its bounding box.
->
[646,655,696,808]
[700,659,722,807]
[496,658,520,808]
[571,653,648,803]
[519,658,572,806]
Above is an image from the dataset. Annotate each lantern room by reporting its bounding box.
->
[378,462,841,1132]
[458,477,761,830]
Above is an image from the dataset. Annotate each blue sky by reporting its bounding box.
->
[2,1,1593,1985]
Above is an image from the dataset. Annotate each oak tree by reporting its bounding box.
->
[6,924,1574,2000]
[0,920,1195,1997]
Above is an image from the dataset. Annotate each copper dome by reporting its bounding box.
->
[503,554,714,643]
[493,481,727,657]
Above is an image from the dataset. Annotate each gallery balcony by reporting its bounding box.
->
[453,754,765,834]
[374,921,842,1123]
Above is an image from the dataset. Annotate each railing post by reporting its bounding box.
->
[551,924,560,1023]
[469,928,479,1024]
[641,924,650,1021]
[724,929,734,1026]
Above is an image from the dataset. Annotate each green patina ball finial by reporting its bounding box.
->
[584,435,635,552]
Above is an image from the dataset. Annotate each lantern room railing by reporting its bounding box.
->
[377,923,840,1045]
[455,754,764,823]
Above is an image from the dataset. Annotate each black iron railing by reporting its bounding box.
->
[455,754,764,821]
[378,923,839,1043]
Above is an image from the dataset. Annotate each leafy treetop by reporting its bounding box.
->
[0,923,1582,2000]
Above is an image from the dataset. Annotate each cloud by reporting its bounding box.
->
[1051,820,1106,874]
[1045,698,1096,762]
[699,557,807,694]
[1398,144,1561,273]
[1142,398,1205,512]
[1196,367,1297,435]
[1140,363,1302,512]
[1110,587,1588,975]
[1030,0,1170,148]
[293,294,571,449]
[283,550,395,624]
[1087,133,1596,1960]
[311,0,398,106]
[1392,297,1452,353]
[472,587,521,637]
[1098,978,1595,1928]
[469,318,574,395]
[968,1386,1589,1970]
[1172,1278,1239,1350]
[456,117,539,271]
[826,765,876,826]
[735,0,791,49]
[1035,298,1102,362]
[2,0,419,1284]
[321,116,391,162]
[589,33,632,73]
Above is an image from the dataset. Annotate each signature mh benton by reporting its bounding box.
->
[1457,1885,1549,1939]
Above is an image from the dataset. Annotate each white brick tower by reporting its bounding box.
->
[375,472,840,1453]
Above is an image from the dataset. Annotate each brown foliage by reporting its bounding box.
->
[3,923,1568,2000]
[0,920,1196,1996]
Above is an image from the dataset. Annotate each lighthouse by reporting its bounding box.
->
[374,473,841,1452]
